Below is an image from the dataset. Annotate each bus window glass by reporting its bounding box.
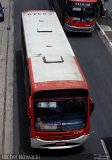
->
[34,98,88,132]
[84,8,96,18]
[68,7,96,18]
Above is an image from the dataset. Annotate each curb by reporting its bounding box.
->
[0,0,11,154]
[3,0,14,154]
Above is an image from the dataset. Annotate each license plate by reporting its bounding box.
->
[56,142,66,146]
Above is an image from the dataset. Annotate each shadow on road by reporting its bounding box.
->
[65,31,93,38]
[15,50,31,154]
[25,145,84,157]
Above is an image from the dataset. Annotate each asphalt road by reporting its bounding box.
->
[14,0,112,159]
[102,0,112,15]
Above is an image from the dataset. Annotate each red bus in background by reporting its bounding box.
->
[50,0,102,32]
[21,10,94,149]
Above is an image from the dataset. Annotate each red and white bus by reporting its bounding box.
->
[50,0,101,32]
[21,10,94,149]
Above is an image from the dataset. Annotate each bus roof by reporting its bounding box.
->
[22,10,88,91]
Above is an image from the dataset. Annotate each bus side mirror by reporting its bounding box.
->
[90,98,94,114]
[27,96,32,119]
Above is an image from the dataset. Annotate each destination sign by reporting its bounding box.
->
[74,2,91,7]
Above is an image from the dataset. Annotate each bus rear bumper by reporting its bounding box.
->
[30,134,89,149]
[64,23,95,32]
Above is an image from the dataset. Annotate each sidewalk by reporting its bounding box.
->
[97,11,112,47]
[0,0,14,154]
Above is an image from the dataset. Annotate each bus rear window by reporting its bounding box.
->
[34,98,88,131]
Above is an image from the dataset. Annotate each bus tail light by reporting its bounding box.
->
[27,108,32,119]
[28,96,32,119]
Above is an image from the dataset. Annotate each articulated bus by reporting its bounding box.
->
[50,0,101,32]
[21,10,94,149]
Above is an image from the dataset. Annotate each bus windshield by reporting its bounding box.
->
[34,97,88,132]
[68,7,96,19]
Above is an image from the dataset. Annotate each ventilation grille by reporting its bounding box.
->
[43,56,64,63]
[37,26,52,32]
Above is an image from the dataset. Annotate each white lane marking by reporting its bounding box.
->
[96,22,112,48]
[100,139,111,160]
[109,42,112,48]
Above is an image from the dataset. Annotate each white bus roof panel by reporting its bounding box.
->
[22,11,74,57]
[22,11,83,83]
[31,55,83,82]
